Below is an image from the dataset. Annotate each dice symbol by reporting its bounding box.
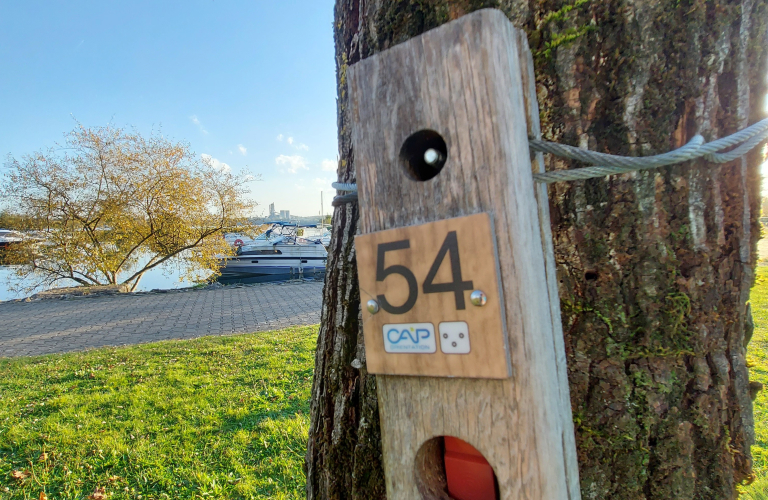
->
[438,321,470,354]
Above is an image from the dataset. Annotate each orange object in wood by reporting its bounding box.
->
[443,437,498,500]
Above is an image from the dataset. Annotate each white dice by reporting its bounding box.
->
[439,321,470,354]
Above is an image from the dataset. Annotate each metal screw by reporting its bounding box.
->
[470,290,487,307]
[424,148,442,166]
[366,299,380,314]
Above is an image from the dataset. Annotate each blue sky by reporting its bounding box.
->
[0,0,338,217]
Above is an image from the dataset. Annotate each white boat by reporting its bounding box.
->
[219,223,327,279]
[0,229,23,249]
[225,222,330,248]
[301,225,332,247]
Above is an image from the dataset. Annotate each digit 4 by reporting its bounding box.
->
[423,231,474,309]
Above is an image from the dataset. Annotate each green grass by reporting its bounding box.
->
[2,270,768,499]
[0,325,318,500]
[744,265,768,499]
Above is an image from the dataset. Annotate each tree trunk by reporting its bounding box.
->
[306,1,768,498]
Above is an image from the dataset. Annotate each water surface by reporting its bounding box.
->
[0,263,199,302]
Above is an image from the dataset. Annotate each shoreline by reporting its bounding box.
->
[0,276,325,304]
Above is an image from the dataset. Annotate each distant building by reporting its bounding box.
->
[269,203,276,218]
[279,209,290,220]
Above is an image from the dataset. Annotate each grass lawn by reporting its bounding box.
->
[744,265,768,499]
[1,275,768,499]
[0,325,318,500]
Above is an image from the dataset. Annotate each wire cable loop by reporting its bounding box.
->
[533,118,768,183]
[331,118,768,195]
[331,192,358,206]
[332,182,358,192]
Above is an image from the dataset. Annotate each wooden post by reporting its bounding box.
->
[348,9,580,500]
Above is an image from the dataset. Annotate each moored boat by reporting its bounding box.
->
[219,223,327,279]
[0,229,23,249]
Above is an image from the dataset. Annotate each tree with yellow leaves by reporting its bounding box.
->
[1,125,256,292]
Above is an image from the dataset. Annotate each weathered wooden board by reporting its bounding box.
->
[355,212,509,378]
[516,28,582,498]
[348,8,581,500]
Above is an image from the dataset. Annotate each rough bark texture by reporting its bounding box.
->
[306,1,768,499]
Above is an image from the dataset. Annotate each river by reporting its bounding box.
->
[0,227,330,301]
[0,263,203,302]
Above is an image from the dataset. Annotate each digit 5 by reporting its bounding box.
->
[376,240,418,314]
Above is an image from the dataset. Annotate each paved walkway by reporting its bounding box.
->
[0,281,324,358]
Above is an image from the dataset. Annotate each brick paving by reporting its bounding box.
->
[0,281,324,358]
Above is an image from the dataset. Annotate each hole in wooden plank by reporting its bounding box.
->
[400,129,448,181]
[414,436,499,500]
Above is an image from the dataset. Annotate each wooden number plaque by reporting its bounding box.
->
[356,212,510,378]
[348,10,580,499]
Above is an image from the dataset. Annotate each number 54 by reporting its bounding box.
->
[375,231,474,314]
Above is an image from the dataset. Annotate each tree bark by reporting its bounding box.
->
[306,1,768,498]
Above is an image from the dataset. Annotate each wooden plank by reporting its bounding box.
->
[348,8,580,500]
[516,30,582,499]
[355,213,510,378]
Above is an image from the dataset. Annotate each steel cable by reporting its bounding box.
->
[331,118,768,201]
[532,118,768,183]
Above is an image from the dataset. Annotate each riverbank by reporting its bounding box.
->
[0,263,202,302]
[2,281,228,304]
[0,266,325,303]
